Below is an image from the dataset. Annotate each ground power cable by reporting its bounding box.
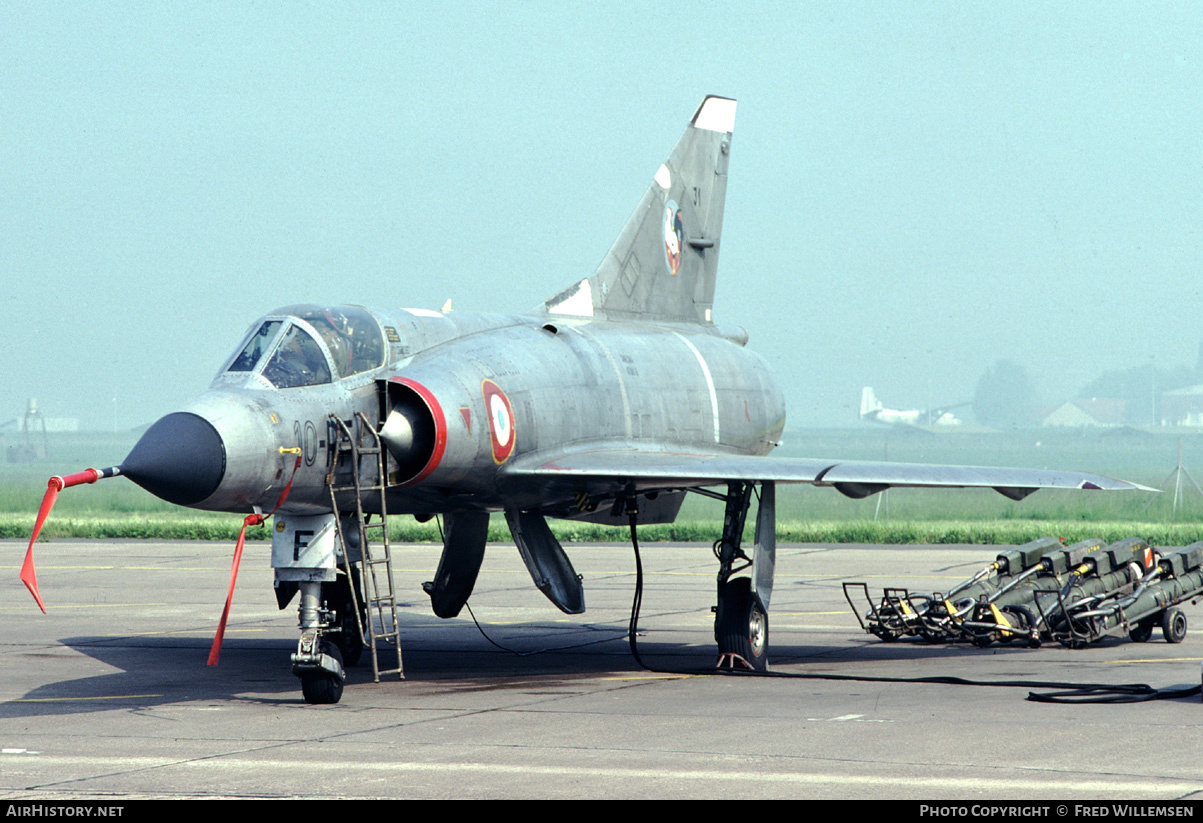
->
[452,514,1199,703]
[622,515,1202,704]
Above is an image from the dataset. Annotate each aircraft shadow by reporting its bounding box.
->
[4,613,1165,719]
[1,623,787,717]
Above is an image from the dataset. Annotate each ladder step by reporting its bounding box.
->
[328,411,405,685]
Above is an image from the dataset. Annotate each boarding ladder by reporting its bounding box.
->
[327,412,404,682]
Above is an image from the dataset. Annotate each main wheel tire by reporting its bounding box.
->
[301,641,345,704]
[336,605,365,668]
[1129,615,1156,643]
[715,577,768,671]
[1162,607,1187,644]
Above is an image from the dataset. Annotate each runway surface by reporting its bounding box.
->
[2,538,1202,800]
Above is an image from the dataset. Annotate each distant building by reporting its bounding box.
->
[1161,385,1203,427]
[0,417,79,433]
[1042,398,1127,428]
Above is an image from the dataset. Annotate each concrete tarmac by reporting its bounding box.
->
[2,538,1202,800]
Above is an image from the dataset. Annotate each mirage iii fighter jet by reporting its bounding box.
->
[21,96,1148,703]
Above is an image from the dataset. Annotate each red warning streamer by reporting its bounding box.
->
[22,468,116,613]
[207,456,302,666]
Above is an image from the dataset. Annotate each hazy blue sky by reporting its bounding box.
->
[3,3,1200,430]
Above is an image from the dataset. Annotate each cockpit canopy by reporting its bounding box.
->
[222,305,386,389]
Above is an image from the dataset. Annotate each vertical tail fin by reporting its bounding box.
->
[543,96,736,325]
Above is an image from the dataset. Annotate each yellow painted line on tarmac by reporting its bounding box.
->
[0,565,223,571]
[601,674,692,681]
[1098,656,1203,664]
[773,610,848,616]
[101,628,267,637]
[8,694,164,703]
[125,566,229,571]
[823,574,966,579]
[0,603,173,611]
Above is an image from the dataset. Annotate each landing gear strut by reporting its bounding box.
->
[709,482,775,671]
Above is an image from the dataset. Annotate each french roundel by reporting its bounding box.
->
[482,379,515,463]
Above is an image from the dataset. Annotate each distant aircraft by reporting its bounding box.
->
[860,386,964,427]
[20,97,1149,703]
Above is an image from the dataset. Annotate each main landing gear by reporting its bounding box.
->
[706,481,776,671]
[716,576,769,670]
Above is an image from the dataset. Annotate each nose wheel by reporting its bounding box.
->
[300,641,345,704]
[291,582,347,704]
[296,635,346,704]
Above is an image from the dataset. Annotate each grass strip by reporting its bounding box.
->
[2,514,1199,546]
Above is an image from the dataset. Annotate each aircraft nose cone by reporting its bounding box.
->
[122,412,226,506]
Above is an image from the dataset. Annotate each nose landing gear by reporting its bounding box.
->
[290,582,347,704]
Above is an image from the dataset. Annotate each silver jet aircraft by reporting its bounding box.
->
[22,96,1148,703]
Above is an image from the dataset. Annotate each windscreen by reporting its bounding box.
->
[226,320,283,372]
[261,325,333,389]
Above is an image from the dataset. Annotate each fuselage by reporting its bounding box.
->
[861,408,922,426]
[124,304,786,519]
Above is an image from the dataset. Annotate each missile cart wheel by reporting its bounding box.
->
[1004,605,1042,648]
[917,624,944,643]
[716,577,768,671]
[1161,608,1187,644]
[1128,615,1156,643]
[301,641,345,705]
[998,606,1031,645]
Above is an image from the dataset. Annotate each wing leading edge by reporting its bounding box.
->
[500,446,1156,500]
